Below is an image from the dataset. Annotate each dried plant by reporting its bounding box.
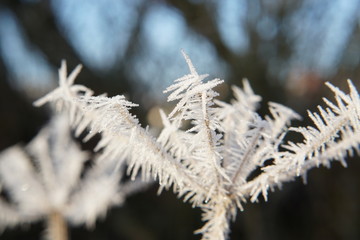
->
[1,52,359,239]
[0,113,149,240]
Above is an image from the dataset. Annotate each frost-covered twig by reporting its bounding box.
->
[0,112,149,239]
[1,53,359,240]
[34,61,210,207]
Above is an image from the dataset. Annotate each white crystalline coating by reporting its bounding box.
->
[1,53,360,240]
[0,64,151,233]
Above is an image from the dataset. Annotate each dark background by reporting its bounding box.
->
[0,0,359,239]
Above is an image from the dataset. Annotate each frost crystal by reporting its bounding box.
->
[1,53,359,240]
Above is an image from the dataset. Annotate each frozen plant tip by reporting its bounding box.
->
[1,52,360,240]
[0,113,150,240]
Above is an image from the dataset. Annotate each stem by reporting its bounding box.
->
[231,127,262,184]
[46,211,68,240]
[201,92,225,185]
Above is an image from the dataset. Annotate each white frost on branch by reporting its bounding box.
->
[1,53,359,240]
[0,112,149,232]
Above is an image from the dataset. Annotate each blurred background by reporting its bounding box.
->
[0,0,359,239]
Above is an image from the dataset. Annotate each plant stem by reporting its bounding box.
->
[46,211,68,240]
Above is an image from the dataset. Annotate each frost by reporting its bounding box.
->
[1,53,360,240]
